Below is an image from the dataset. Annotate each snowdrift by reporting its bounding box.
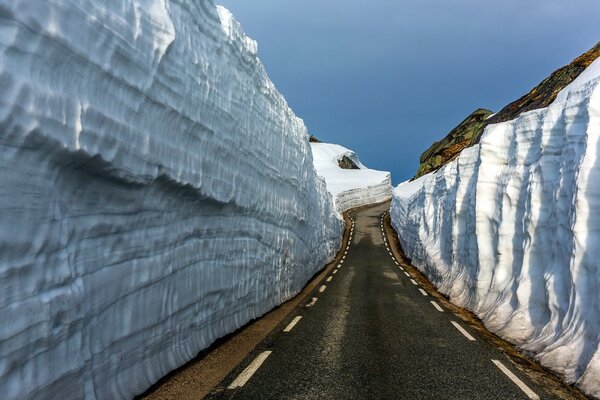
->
[0,2,342,399]
[311,143,392,212]
[391,59,600,396]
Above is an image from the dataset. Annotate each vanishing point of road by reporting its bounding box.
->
[205,202,566,400]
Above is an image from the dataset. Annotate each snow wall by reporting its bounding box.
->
[391,59,600,397]
[0,2,343,399]
[311,143,392,213]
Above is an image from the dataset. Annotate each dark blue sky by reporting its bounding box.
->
[217,0,600,184]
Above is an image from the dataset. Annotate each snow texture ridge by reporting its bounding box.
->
[391,59,600,397]
[311,142,392,213]
[0,1,343,399]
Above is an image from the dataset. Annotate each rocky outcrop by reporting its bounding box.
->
[416,41,600,178]
[415,108,493,178]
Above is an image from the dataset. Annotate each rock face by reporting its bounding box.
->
[416,41,600,178]
[415,108,493,178]
[311,143,392,213]
[337,155,360,170]
[392,56,600,397]
[0,2,342,399]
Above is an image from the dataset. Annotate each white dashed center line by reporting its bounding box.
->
[228,351,272,389]
[450,321,475,341]
[404,272,410,277]
[326,276,332,282]
[430,301,444,312]
[333,270,338,274]
[492,360,539,399]
[283,316,302,332]
[319,285,327,293]
[418,288,428,296]
[410,279,418,286]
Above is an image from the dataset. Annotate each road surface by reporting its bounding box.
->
[206,202,564,400]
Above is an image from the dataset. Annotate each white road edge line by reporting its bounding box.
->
[451,321,476,341]
[491,360,540,400]
[283,316,302,332]
[306,297,318,307]
[410,279,418,286]
[418,288,428,296]
[228,351,273,389]
[326,276,332,282]
[430,301,444,312]
[319,285,327,293]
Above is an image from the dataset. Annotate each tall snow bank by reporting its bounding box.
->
[0,2,342,399]
[311,143,392,213]
[391,59,600,397]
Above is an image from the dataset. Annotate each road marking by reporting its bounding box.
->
[388,251,393,256]
[451,321,476,341]
[399,266,404,271]
[418,288,428,296]
[344,251,347,255]
[404,272,410,277]
[319,285,327,293]
[430,301,444,312]
[339,260,344,265]
[306,297,318,307]
[342,256,346,261]
[346,246,350,250]
[410,279,418,286]
[228,351,272,389]
[326,276,332,282]
[492,360,539,399]
[333,269,338,274]
[283,316,302,332]
[394,261,399,266]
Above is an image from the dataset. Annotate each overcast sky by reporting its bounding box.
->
[217,0,600,184]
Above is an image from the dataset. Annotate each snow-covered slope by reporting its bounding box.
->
[391,59,600,397]
[311,143,392,212]
[0,2,343,399]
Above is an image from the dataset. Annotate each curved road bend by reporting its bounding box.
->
[207,202,562,400]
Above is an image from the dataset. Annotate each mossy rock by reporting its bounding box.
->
[415,41,600,179]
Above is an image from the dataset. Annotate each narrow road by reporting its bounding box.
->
[207,202,561,400]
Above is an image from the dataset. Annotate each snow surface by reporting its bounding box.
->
[0,2,343,399]
[311,143,392,213]
[391,58,600,397]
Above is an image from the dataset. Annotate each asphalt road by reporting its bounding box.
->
[207,202,562,400]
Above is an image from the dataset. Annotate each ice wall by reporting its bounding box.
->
[311,143,392,213]
[0,2,343,399]
[391,59,600,397]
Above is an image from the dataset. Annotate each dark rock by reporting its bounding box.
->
[415,108,493,178]
[309,135,321,143]
[415,41,600,179]
[338,155,359,170]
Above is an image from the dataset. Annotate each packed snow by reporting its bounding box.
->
[391,58,600,397]
[311,143,392,213]
[0,2,343,399]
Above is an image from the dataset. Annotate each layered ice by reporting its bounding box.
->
[311,142,392,213]
[0,2,343,399]
[391,59,600,397]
